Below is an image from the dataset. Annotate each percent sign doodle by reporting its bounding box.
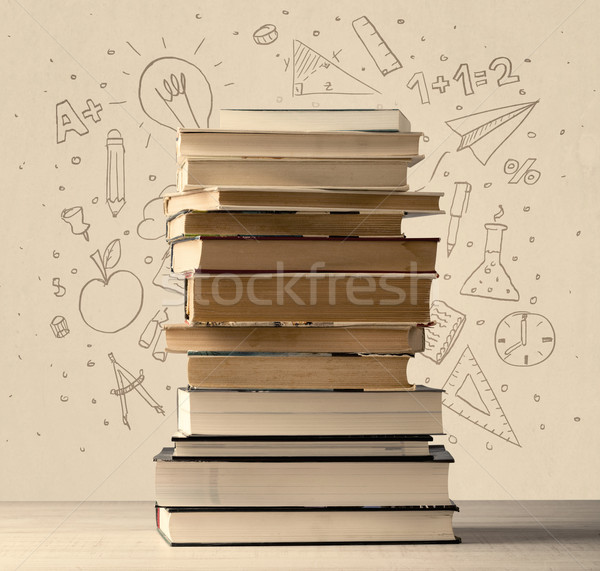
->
[504,158,541,185]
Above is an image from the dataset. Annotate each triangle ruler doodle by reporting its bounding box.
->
[292,39,380,96]
[446,100,538,165]
[442,346,520,446]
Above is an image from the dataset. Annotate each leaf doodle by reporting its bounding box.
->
[103,239,122,269]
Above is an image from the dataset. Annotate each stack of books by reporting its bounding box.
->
[154,109,460,546]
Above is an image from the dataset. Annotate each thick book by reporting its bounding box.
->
[156,504,460,546]
[170,237,438,274]
[187,352,414,390]
[170,433,433,458]
[154,445,453,507]
[176,386,444,436]
[177,157,421,191]
[163,188,445,214]
[184,273,436,324]
[166,211,406,239]
[176,129,421,159]
[164,323,426,354]
[219,108,412,132]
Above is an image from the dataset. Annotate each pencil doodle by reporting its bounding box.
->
[423,301,466,364]
[504,158,541,185]
[351,16,401,76]
[108,352,164,430]
[79,239,144,333]
[494,311,555,367]
[460,221,519,301]
[106,130,126,217]
[253,24,278,45]
[446,182,472,256]
[292,40,380,96]
[61,206,90,241]
[446,101,538,165]
[139,57,213,131]
[52,277,66,297]
[443,346,521,447]
[50,315,70,338]
[137,184,176,240]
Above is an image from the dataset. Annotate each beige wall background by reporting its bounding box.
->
[1,0,598,501]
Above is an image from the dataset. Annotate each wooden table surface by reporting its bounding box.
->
[1,501,598,570]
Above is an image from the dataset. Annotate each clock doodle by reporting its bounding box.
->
[494,312,556,367]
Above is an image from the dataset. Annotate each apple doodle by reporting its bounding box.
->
[79,239,144,333]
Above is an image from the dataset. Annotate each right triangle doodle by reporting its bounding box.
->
[442,346,521,446]
[292,39,380,96]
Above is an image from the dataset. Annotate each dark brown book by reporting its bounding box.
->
[170,237,438,274]
[164,323,426,354]
[185,273,436,324]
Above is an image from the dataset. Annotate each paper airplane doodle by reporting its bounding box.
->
[442,346,520,447]
[108,352,164,430]
[446,100,538,165]
[292,39,380,96]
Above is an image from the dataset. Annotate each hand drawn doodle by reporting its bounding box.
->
[152,247,185,300]
[446,182,472,256]
[495,311,555,367]
[423,301,466,364]
[152,327,167,362]
[106,130,126,217]
[443,346,521,447]
[137,184,176,240]
[52,277,66,297]
[253,24,278,45]
[79,239,144,333]
[407,72,430,104]
[461,219,519,301]
[138,57,213,131]
[351,16,401,76]
[61,206,90,241]
[488,57,520,86]
[50,315,70,338]
[82,99,103,122]
[56,100,89,143]
[504,158,541,185]
[108,352,164,430]
[292,40,380,96]
[446,101,538,165]
[139,308,169,349]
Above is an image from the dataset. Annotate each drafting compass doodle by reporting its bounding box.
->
[108,352,165,430]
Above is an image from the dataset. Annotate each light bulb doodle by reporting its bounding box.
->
[61,206,90,241]
[138,57,213,131]
[108,352,165,430]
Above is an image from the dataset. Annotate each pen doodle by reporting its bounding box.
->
[351,16,401,76]
[494,312,555,367]
[446,101,538,165]
[422,301,466,364]
[443,346,521,447]
[460,221,519,301]
[139,57,213,131]
[50,315,70,338]
[139,308,169,362]
[108,352,164,430]
[446,182,472,257]
[504,158,541,185]
[79,239,144,333]
[253,24,278,45]
[292,40,380,96]
[52,277,66,297]
[105,130,126,217]
[61,206,90,241]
